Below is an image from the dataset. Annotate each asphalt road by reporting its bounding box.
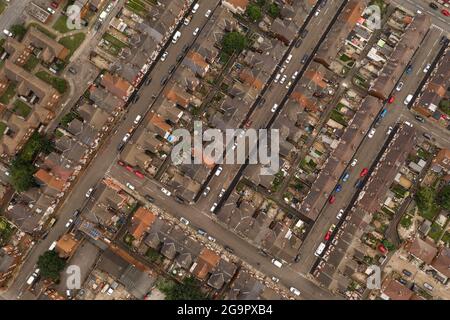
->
[2,0,221,300]
[295,24,449,275]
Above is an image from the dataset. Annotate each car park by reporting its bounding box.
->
[271,259,283,268]
[368,128,376,138]
[161,187,172,196]
[160,51,168,61]
[215,166,223,176]
[193,27,200,36]
[290,287,301,296]
[179,217,190,225]
[210,203,218,212]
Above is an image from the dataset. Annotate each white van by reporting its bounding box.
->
[192,3,199,14]
[172,31,181,44]
[48,241,57,251]
[271,259,283,268]
[314,242,326,257]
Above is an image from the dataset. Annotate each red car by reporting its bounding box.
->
[134,170,145,179]
[442,9,450,17]
[117,160,125,166]
[324,231,332,241]
[378,244,388,254]
[328,195,335,204]
[125,165,134,172]
[388,96,395,104]
[360,168,369,177]
[51,1,59,9]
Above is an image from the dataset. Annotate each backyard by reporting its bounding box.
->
[35,71,69,94]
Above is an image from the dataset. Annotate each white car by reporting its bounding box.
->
[290,287,301,296]
[395,82,404,91]
[280,75,287,84]
[207,235,216,242]
[351,158,358,167]
[274,73,281,83]
[386,126,393,135]
[48,241,57,251]
[65,219,74,228]
[285,81,292,89]
[160,51,168,61]
[193,27,200,36]
[210,203,218,212]
[183,17,190,25]
[126,182,135,191]
[336,209,344,220]
[205,9,212,17]
[215,166,223,176]
[134,115,142,125]
[271,276,280,283]
[271,104,279,113]
[203,186,211,196]
[315,9,321,16]
[47,7,56,14]
[85,187,94,198]
[2,29,13,37]
[285,54,293,64]
[271,259,283,268]
[368,128,376,138]
[26,268,40,285]
[161,187,172,196]
[423,63,431,73]
[172,31,181,44]
[122,133,131,143]
[404,94,413,105]
[180,217,190,225]
[291,71,299,79]
[218,188,226,198]
[192,3,199,13]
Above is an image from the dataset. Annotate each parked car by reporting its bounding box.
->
[145,76,152,85]
[335,184,342,192]
[360,168,369,177]
[424,282,434,291]
[126,183,135,190]
[73,209,80,217]
[215,166,223,176]
[274,73,281,83]
[2,29,13,37]
[395,81,404,91]
[161,187,171,196]
[271,259,283,268]
[183,17,190,25]
[402,269,412,277]
[134,170,144,179]
[134,115,142,125]
[388,96,395,104]
[160,51,168,61]
[203,186,211,196]
[415,115,425,123]
[172,31,181,44]
[85,187,94,198]
[290,287,301,296]
[285,54,293,64]
[271,103,279,112]
[65,219,74,228]
[122,133,131,143]
[423,133,432,140]
[218,188,226,198]
[210,203,218,212]
[280,75,287,84]
[336,209,344,220]
[192,3,199,13]
[386,126,393,135]
[441,9,450,16]
[342,172,350,182]
[301,54,309,64]
[300,29,308,38]
[429,2,438,10]
[197,229,207,236]
[179,217,190,225]
[193,27,200,36]
[224,246,234,254]
[423,63,431,73]
[145,195,155,203]
[406,65,413,74]
[207,236,216,242]
[368,128,376,138]
[351,158,358,166]
[328,195,335,204]
[48,241,57,251]
[291,71,299,79]
[271,277,280,283]
[68,67,77,74]
[205,9,212,17]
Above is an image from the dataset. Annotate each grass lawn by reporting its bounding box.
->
[52,16,72,34]
[103,33,128,49]
[13,99,32,118]
[442,231,450,246]
[0,122,7,138]
[0,83,16,104]
[27,23,57,39]
[126,0,146,15]
[0,217,15,246]
[35,71,68,94]
[23,55,40,72]
[58,32,86,59]
[330,109,348,126]
[0,1,5,15]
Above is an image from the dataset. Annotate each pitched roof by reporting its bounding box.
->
[34,169,65,192]
[129,207,157,240]
[382,279,413,300]
[431,247,450,278]
[408,237,438,264]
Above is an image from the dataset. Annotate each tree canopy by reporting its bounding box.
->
[437,185,450,211]
[221,32,248,56]
[246,4,263,22]
[37,250,66,282]
[159,277,207,300]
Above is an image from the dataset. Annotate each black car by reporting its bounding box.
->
[320,0,327,8]
[224,246,234,254]
[168,65,176,74]
[301,54,309,64]
[295,38,303,48]
[300,29,308,39]
[398,278,408,285]
[132,94,140,103]
[176,54,184,62]
[175,196,185,204]
[440,36,448,45]
[68,67,77,74]
[145,195,155,203]
[429,2,438,10]
[402,269,412,277]
[182,44,189,53]
[415,115,425,123]
[73,209,80,217]
[117,141,125,151]
[144,76,152,86]
[423,133,432,140]
[160,76,168,86]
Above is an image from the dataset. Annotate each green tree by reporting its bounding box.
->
[415,186,436,214]
[221,32,248,56]
[159,277,207,300]
[268,3,280,18]
[246,4,262,22]
[439,99,450,116]
[10,159,36,192]
[37,250,66,282]
[10,25,27,40]
[437,185,450,211]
